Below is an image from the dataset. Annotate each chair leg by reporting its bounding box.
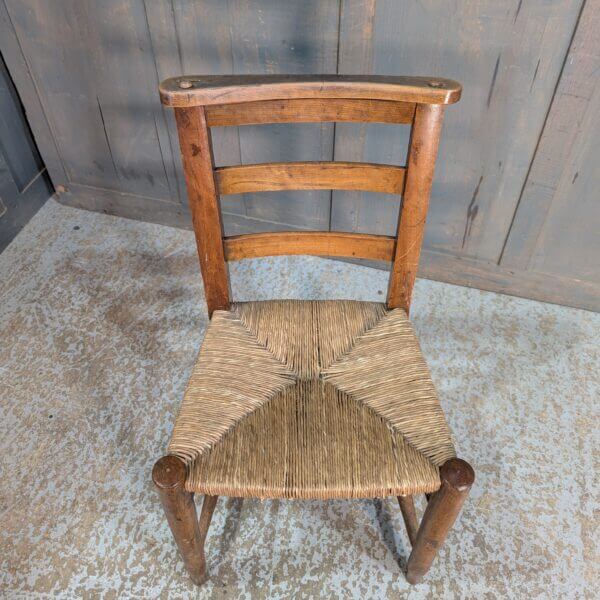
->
[198,493,219,553]
[405,458,475,584]
[397,495,419,546]
[152,455,216,586]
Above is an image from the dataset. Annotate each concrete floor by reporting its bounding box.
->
[1,199,598,599]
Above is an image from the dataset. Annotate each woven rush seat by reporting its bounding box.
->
[168,300,455,499]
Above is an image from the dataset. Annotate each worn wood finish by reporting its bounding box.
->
[216,162,405,196]
[168,77,442,316]
[205,98,415,127]
[174,107,230,316]
[224,231,395,262]
[160,75,461,107]
[397,495,419,546]
[163,78,473,584]
[387,104,444,312]
[2,0,175,200]
[0,0,67,188]
[152,456,207,586]
[405,458,475,584]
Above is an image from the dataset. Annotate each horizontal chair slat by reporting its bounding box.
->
[215,162,406,195]
[223,232,396,262]
[205,98,415,126]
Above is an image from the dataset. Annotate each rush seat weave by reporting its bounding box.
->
[168,300,455,499]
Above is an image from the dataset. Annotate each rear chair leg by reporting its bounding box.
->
[405,458,474,584]
[397,495,419,546]
[198,493,219,554]
[152,455,218,585]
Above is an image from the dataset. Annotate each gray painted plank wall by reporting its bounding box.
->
[502,0,599,284]
[0,0,597,310]
[333,0,583,260]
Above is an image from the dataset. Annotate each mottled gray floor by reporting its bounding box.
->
[1,199,598,599]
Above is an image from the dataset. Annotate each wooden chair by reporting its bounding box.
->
[152,75,474,586]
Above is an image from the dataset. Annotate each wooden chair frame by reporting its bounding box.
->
[152,75,474,586]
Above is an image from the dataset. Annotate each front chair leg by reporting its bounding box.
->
[152,455,217,586]
[405,458,475,584]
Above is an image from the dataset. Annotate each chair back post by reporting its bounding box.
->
[164,76,460,318]
[174,106,230,317]
[387,103,445,314]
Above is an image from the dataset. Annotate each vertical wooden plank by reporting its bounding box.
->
[141,0,186,204]
[227,0,339,231]
[387,104,444,313]
[175,106,230,315]
[501,0,598,280]
[3,0,107,189]
[527,103,600,283]
[142,0,188,204]
[77,0,172,199]
[0,141,21,209]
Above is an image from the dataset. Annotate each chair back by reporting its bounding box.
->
[160,75,461,316]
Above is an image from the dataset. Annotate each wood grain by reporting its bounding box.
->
[175,106,230,316]
[223,231,396,262]
[405,458,474,584]
[398,495,419,546]
[330,0,381,252]
[215,162,405,195]
[205,98,415,126]
[152,456,207,586]
[387,104,445,313]
[160,75,462,107]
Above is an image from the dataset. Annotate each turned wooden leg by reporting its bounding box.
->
[152,455,216,585]
[405,458,475,584]
[397,495,419,546]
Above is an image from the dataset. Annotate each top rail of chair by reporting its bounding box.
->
[160,75,462,107]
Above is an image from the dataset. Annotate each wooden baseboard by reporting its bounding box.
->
[419,250,599,313]
[347,251,599,312]
[55,184,190,230]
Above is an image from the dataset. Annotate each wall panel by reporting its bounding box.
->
[0,0,596,309]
